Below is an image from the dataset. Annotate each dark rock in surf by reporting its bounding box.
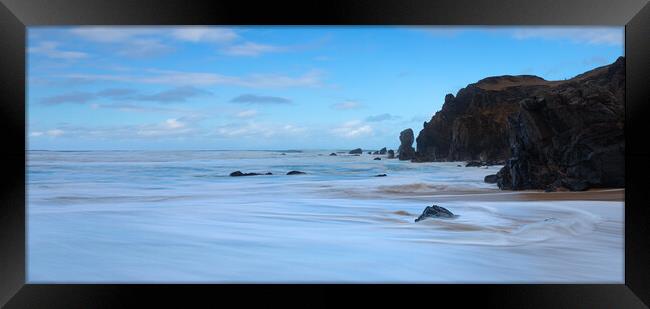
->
[329,153,337,156]
[287,171,306,175]
[484,174,498,184]
[373,157,381,160]
[379,147,387,155]
[230,171,272,177]
[349,148,363,154]
[465,161,482,167]
[414,205,454,222]
[373,151,380,155]
[387,150,395,159]
[375,174,387,177]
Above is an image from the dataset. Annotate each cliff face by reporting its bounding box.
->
[415,76,550,162]
[496,57,625,191]
[412,57,625,190]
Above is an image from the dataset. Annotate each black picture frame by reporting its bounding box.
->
[1,0,648,307]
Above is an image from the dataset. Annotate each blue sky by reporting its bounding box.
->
[27,26,623,150]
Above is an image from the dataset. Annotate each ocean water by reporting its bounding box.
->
[27,150,624,283]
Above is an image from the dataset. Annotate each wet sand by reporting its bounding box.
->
[423,188,625,202]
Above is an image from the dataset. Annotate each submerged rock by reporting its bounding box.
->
[373,157,381,160]
[329,153,337,156]
[414,205,454,222]
[375,174,387,177]
[230,171,272,177]
[287,171,306,175]
[349,148,363,154]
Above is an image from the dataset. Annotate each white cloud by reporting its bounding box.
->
[164,118,185,129]
[221,42,285,56]
[28,42,88,60]
[331,120,373,138]
[215,122,305,138]
[171,27,238,43]
[235,109,258,118]
[331,100,363,110]
[45,129,65,137]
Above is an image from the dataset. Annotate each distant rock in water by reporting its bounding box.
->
[373,157,381,160]
[373,151,380,155]
[230,171,272,177]
[465,161,482,167]
[375,174,387,177]
[349,148,363,154]
[287,171,306,175]
[414,205,454,222]
[484,174,497,184]
[398,128,416,160]
[329,153,337,156]
[281,153,286,155]
[379,147,387,155]
[367,151,372,154]
[387,150,395,159]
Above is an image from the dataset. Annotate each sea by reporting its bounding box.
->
[27,150,624,283]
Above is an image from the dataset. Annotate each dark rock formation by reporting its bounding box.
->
[387,150,395,159]
[409,57,624,191]
[329,153,337,156]
[373,151,380,155]
[230,171,272,177]
[484,174,498,184]
[373,157,381,160]
[375,174,387,177]
[414,205,454,222]
[367,151,372,154]
[287,171,306,175]
[379,147,387,155]
[349,148,363,154]
[465,161,482,167]
[398,128,416,160]
[496,57,625,191]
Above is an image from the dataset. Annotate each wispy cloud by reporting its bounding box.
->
[214,122,306,138]
[510,27,623,46]
[171,27,238,43]
[61,69,324,88]
[135,86,211,103]
[28,42,88,60]
[39,86,211,105]
[221,42,285,56]
[30,129,65,137]
[365,113,400,122]
[40,91,96,105]
[331,100,363,110]
[230,94,292,104]
[235,109,258,118]
[331,120,373,138]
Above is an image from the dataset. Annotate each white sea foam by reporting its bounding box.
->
[27,150,623,283]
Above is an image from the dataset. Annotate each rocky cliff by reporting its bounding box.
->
[412,57,625,190]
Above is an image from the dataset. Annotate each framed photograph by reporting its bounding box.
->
[1,0,649,307]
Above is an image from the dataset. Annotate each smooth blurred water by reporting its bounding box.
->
[27,150,624,283]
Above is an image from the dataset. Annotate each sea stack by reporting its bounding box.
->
[398,128,416,161]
